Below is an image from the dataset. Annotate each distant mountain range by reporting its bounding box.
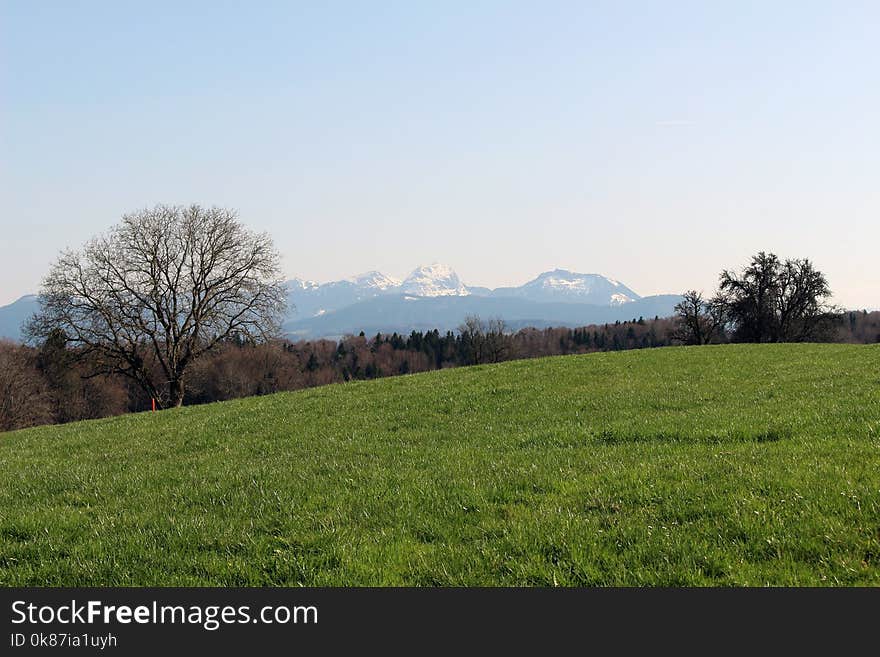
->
[287,265,643,316]
[0,265,682,341]
[0,295,37,342]
[285,264,677,338]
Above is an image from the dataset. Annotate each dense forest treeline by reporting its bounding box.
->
[2,310,878,433]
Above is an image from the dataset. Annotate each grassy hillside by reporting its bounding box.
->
[1,344,878,586]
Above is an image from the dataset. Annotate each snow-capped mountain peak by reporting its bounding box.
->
[347,271,401,290]
[401,263,470,297]
[490,269,641,306]
[287,277,320,291]
[535,269,600,292]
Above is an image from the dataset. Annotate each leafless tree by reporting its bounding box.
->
[458,315,487,365]
[27,205,286,408]
[484,318,512,363]
[458,315,511,364]
[671,290,726,345]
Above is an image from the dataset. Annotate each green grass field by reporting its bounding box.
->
[1,344,879,586]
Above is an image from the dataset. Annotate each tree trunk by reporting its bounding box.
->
[169,378,185,408]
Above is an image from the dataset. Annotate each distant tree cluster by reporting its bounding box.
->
[0,314,674,432]
[672,252,840,345]
[0,338,128,432]
[839,310,880,344]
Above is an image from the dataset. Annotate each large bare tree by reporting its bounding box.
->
[28,205,287,408]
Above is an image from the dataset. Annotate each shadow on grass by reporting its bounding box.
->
[592,428,790,445]
[516,427,790,448]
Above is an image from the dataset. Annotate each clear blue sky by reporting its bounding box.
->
[1,1,878,307]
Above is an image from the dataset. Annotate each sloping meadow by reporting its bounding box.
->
[1,344,878,585]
